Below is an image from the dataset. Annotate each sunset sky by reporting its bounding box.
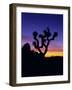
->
[21,12,63,57]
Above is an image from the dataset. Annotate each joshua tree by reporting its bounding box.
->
[33,27,58,56]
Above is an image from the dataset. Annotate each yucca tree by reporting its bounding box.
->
[33,27,58,56]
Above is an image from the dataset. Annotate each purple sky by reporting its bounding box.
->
[21,12,63,52]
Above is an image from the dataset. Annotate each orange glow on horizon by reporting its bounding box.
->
[45,51,63,57]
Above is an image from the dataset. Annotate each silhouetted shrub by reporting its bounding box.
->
[33,27,58,56]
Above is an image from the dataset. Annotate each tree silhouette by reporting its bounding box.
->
[33,27,58,56]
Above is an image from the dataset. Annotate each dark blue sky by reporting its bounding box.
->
[21,12,63,51]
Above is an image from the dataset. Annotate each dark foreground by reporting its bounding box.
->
[22,45,63,77]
